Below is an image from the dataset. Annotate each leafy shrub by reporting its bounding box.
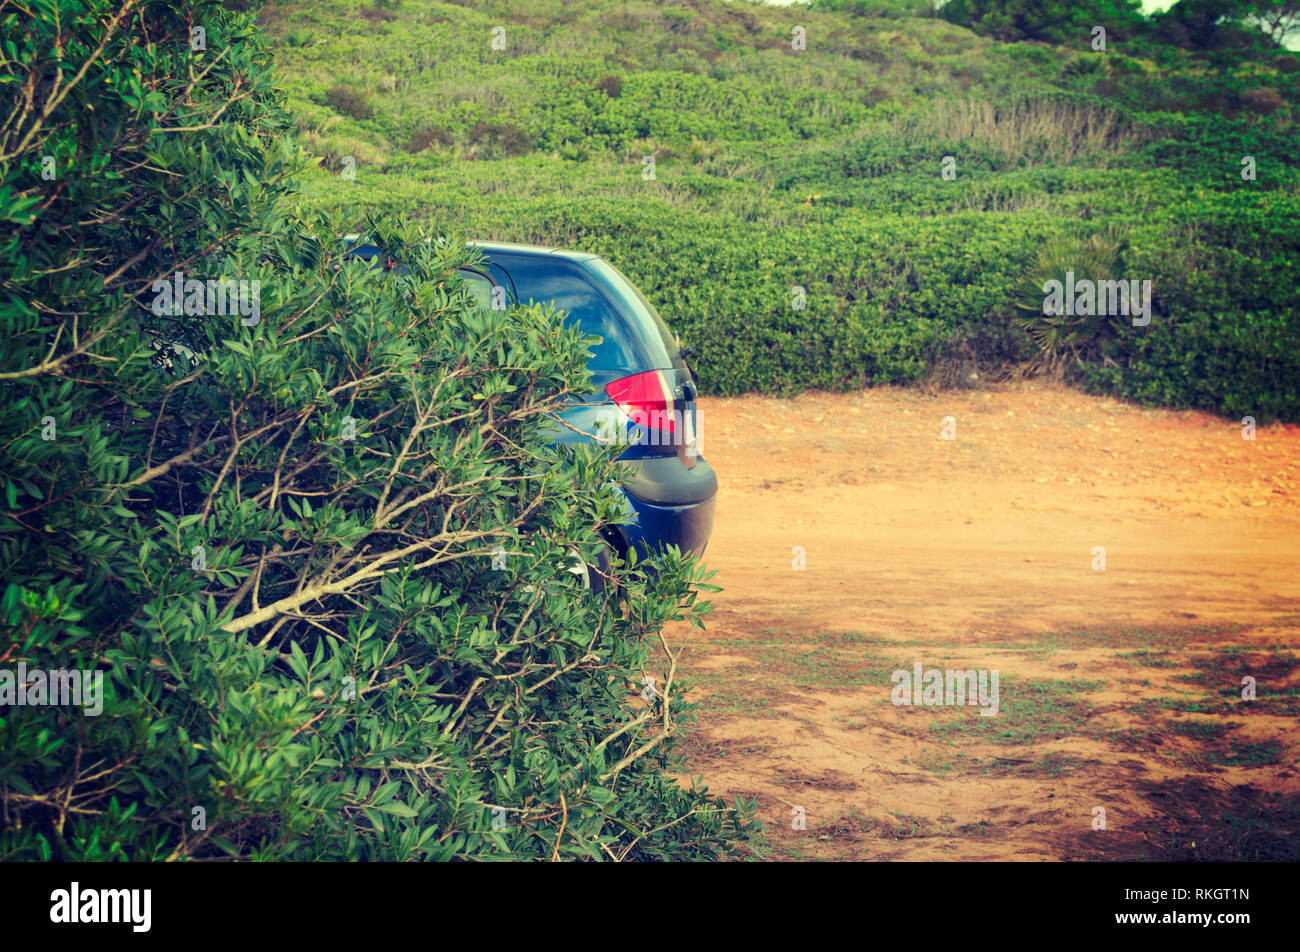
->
[359,5,398,23]
[1240,87,1288,117]
[405,124,454,153]
[594,74,623,98]
[1079,192,1300,421]
[324,83,373,120]
[1130,113,1300,180]
[466,119,532,158]
[940,0,1146,44]
[0,0,755,862]
[811,0,931,17]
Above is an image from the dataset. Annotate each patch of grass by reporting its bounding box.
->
[1175,648,1300,714]
[1260,614,1300,629]
[921,677,1104,746]
[1107,725,1166,752]
[1171,719,1237,742]
[987,751,1090,777]
[917,747,975,775]
[757,646,894,690]
[1189,740,1284,769]
[915,745,1090,779]
[1118,649,1178,668]
[687,682,785,718]
[747,628,895,648]
[1223,741,1284,768]
[713,630,898,691]
[1008,632,1074,657]
[1154,694,1231,715]
[990,623,1252,652]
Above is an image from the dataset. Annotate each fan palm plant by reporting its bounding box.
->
[1012,226,1130,373]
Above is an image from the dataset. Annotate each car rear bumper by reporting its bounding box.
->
[611,454,716,559]
[616,490,716,560]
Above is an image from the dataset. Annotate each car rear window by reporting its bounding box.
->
[581,258,678,366]
[488,254,649,372]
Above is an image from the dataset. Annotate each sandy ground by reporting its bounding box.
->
[666,381,1300,860]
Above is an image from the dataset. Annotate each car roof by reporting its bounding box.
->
[468,240,599,263]
[340,235,600,264]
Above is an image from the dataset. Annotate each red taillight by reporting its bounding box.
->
[605,370,676,436]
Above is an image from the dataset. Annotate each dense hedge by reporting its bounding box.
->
[0,0,755,861]
[270,0,1300,421]
[301,172,1300,419]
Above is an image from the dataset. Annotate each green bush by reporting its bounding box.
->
[0,0,755,861]
[323,83,373,121]
[1078,191,1300,421]
[466,119,533,158]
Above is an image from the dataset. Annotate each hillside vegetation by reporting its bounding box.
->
[264,0,1300,419]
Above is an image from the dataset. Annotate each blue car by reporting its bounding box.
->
[343,238,717,587]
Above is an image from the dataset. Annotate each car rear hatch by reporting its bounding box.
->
[574,257,715,507]
[468,249,715,503]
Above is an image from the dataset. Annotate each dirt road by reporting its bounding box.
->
[669,381,1300,860]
